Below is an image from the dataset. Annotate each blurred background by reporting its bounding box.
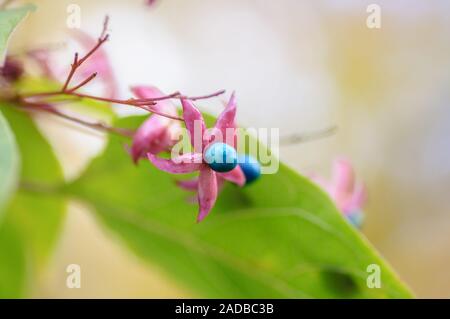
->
[10,0,450,298]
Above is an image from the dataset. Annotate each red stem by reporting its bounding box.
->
[21,101,134,138]
[182,89,226,101]
[16,16,226,124]
[61,17,109,92]
[66,72,97,93]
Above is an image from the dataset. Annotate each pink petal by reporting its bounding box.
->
[147,153,202,174]
[181,98,205,152]
[218,165,245,187]
[212,92,237,146]
[131,86,178,116]
[332,158,355,199]
[176,178,199,191]
[178,175,226,193]
[197,166,218,222]
[131,116,168,163]
[216,176,225,191]
[130,86,182,161]
[344,183,367,213]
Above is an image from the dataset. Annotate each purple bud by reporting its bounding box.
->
[1,57,24,82]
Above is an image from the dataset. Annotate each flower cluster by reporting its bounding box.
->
[2,18,261,223]
[3,17,366,225]
[145,94,251,222]
[128,86,262,222]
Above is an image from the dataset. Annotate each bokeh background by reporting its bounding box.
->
[10,0,450,298]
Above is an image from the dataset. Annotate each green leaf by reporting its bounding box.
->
[67,115,413,298]
[1,104,63,183]
[0,109,19,218]
[0,72,114,296]
[0,104,66,297]
[0,4,36,66]
[0,219,27,298]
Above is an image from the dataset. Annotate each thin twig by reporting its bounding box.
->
[133,91,181,104]
[280,126,338,145]
[182,89,226,101]
[23,92,182,121]
[100,15,109,40]
[44,107,134,137]
[66,72,97,92]
[17,16,225,123]
[61,16,109,92]
[20,101,134,138]
[61,52,79,92]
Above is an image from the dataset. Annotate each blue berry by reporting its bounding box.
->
[204,142,238,172]
[238,154,261,184]
[346,211,364,229]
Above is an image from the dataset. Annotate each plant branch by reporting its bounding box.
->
[19,101,134,138]
[15,16,226,123]
[280,126,338,146]
[61,16,110,92]
[66,72,97,93]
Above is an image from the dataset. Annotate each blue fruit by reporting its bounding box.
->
[204,142,238,172]
[346,211,364,229]
[238,154,261,184]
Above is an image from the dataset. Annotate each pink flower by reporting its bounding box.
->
[130,86,182,163]
[310,158,367,226]
[175,93,242,193]
[176,171,236,194]
[147,94,245,222]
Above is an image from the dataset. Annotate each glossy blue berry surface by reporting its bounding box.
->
[204,142,238,172]
[238,154,261,184]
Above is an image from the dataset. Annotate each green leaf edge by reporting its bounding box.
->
[0,3,36,66]
[0,109,19,221]
[65,113,414,299]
